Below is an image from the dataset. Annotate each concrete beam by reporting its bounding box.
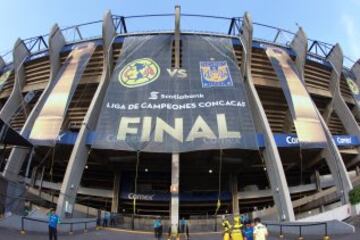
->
[327,45,360,170]
[170,153,180,235]
[351,59,360,85]
[3,24,66,181]
[56,10,116,217]
[329,45,360,136]
[290,27,307,82]
[351,60,360,120]
[170,6,181,237]
[280,27,308,134]
[0,39,29,123]
[0,57,5,70]
[306,44,353,203]
[240,12,295,222]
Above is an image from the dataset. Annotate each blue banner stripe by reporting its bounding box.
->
[55,131,360,148]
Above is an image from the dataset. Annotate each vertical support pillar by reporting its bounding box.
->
[170,5,181,237]
[111,172,121,213]
[230,174,239,215]
[3,24,65,181]
[328,45,360,169]
[0,39,29,123]
[355,166,360,176]
[314,170,321,192]
[240,12,295,221]
[38,166,45,197]
[170,154,180,236]
[56,10,116,217]
[0,56,5,70]
[314,170,325,212]
[321,45,353,203]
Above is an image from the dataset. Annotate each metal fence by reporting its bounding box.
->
[0,13,356,69]
[21,216,97,234]
[265,221,330,239]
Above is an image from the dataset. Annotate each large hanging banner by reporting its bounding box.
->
[29,42,96,145]
[0,69,12,91]
[343,70,360,108]
[265,45,327,148]
[93,35,258,152]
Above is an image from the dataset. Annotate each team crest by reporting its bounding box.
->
[347,78,359,95]
[119,58,160,88]
[200,61,233,88]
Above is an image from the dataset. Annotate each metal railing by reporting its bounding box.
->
[20,216,97,234]
[0,13,356,69]
[265,222,330,239]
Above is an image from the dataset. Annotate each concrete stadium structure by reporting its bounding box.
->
[1,7,360,234]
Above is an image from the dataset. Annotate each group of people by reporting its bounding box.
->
[222,216,268,240]
[153,217,190,240]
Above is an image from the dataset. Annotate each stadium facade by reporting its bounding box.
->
[1,7,360,231]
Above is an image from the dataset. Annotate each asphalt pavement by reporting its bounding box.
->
[0,227,360,240]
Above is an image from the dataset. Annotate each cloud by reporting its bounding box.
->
[341,14,360,60]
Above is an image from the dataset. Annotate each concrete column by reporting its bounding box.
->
[170,153,180,235]
[0,57,5,70]
[314,169,326,211]
[352,60,360,84]
[230,174,239,215]
[0,39,29,123]
[280,28,308,133]
[351,60,360,119]
[111,173,121,213]
[304,45,353,202]
[320,45,353,203]
[169,6,181,237]
[314,170,321,192]
[56,10,116,217]
[3,24,66,181]
[328,45,360,168]
[290,27,307,81]
[240,12,295,221]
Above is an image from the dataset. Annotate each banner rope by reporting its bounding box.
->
[298,144,304,214]
[133,150,141,215]
[215,149,223,216]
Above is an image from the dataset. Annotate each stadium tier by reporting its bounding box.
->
[1,8,360,230]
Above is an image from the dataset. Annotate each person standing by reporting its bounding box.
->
[243,220,254,240]
[253,218,268,240]
[153,217,163,240]
[48,209,60,240]
[222,216,232,240]
[179,217,190,240]
[231,216,244,240]
[103,211,110,227]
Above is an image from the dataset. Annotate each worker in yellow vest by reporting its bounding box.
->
[222,216,232,240]
[231,216,244,240]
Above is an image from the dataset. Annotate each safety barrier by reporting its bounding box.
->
[20,216,97,235]
[265,222,330,240]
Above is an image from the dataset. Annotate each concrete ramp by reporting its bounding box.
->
[0,214,96,233]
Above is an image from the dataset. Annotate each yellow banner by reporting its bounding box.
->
[265,46,326,147]
[29,42,96,144]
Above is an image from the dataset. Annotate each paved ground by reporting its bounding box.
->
[0,227,359,240]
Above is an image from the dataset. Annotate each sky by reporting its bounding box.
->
[0,0,360,64]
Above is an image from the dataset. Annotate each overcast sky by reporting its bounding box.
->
[1,0,359,63]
